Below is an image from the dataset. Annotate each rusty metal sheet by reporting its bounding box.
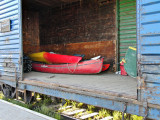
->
[0,0,23,82]
[142,73,160,84]
[142,83,160,105]
[137,0,160,107]
[17,81,160,120]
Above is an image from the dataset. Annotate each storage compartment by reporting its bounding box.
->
[23,0,116,70]
[22,0,137,99]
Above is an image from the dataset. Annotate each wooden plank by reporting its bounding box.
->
[22,10,40,55]
[62,109,85,115]
[80,112,99,119]
[24,72,137,99]
[58,106,72,110]
[100,116,113,120]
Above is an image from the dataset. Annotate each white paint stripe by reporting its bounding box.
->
[0,99,56,120]
[80,112,99,119]
[100,116,113,120]
[63,109,85,115]
[58,105,72,110]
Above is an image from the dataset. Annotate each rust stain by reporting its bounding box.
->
[5,37,9,44]
[3,57,16,71]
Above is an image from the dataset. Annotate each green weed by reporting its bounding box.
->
[131,115,143,120]
[0,92,144,120]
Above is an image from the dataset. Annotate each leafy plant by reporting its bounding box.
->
[71,101,77,109]
[0,92,4,99]
[74,111,83,118]
[77,102,84,108]
[113,111,122,120]
[131,115,143,120]
[87,105,95,111]
[96,108,112,119]
[65,99,71,105]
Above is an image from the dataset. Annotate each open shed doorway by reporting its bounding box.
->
[22,0,137,99]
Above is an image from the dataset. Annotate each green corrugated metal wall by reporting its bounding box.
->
[118,0,136,61]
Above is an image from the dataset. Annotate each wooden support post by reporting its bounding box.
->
[80,0,82,7]
[24,89,27,103]
[16,89,18,100]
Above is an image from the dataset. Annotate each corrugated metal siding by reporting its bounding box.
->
[137,0,160,105]
[0,0,22,81]
[118,0,136,61]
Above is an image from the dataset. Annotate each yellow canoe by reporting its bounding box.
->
[29,52,50,64]
[29,52,82,64]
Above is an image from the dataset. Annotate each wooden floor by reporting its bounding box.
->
[24,71,137,99]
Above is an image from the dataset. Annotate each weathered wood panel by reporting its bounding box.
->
[40,0,116,45]
[22,10,40,55]
[24,72,137,99]
[23,0,81,9]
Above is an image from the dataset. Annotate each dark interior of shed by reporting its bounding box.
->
[22,0,137,99]
[22,0,117,72]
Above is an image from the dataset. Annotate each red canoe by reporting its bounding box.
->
[102,64,110,71]
[43,52,82,64]
[32,58,103,74]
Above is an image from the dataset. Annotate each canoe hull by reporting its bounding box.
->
[102,64,110,71]
[43,52,82,64]
[32,58,103,74]
[29,52,82,64]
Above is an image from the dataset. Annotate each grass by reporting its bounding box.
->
[0,92,63,120]
[59,99,144,120]
[0,92,144,120]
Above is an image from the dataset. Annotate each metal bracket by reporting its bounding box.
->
[122,103,127,120]
[143,111,148,120]
[143,107,149,120]
[14,67,18,88]
[143,102,149,120]
[19,56,23,65]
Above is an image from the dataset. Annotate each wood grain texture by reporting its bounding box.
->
[23,0,81,8]
[23,10,40,55]
[39,0,116,45]
[24,72,137,99]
